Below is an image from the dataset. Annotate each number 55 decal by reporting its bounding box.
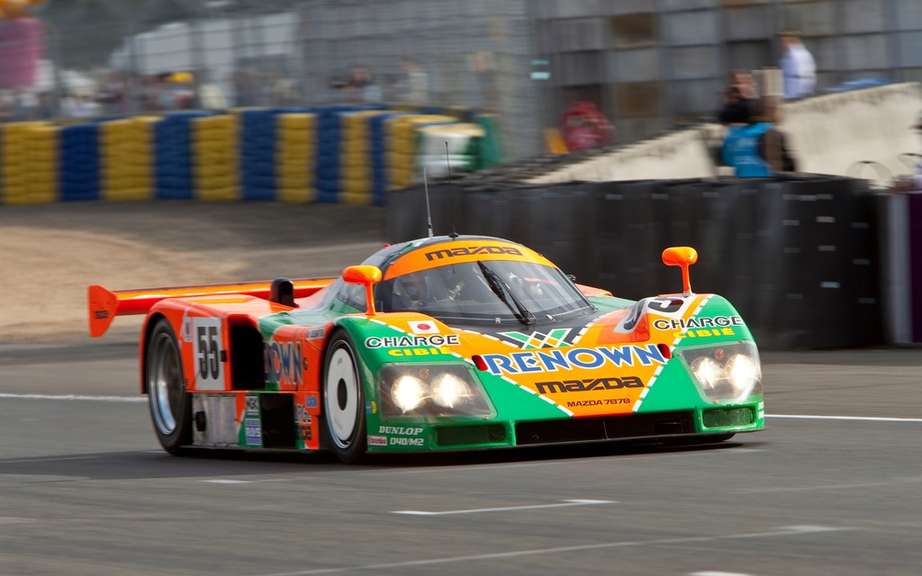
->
[192,317,224,390]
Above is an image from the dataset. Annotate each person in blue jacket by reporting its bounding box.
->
[722,101,797,178]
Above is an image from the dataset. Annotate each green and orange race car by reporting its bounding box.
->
[88,236,764,463]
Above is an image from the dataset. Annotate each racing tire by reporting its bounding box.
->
[321,330,367,464]
[145,318,193,454]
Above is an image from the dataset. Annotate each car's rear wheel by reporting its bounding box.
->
[322,330,367,464]
[146,318,192,454]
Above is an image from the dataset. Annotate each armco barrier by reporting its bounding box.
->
[387,175,884,350]
[0,105,498,206]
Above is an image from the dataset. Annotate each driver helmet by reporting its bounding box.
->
[396,273,429,304]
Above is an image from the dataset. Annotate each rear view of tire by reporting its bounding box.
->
[322,330,367,464]
[146,318,192,454]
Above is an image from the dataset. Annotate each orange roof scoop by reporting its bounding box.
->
[661,246,698,295]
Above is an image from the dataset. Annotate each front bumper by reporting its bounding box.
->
[366,401,764,453]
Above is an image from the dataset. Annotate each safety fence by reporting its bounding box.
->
[0,105,501,205]
[388,175,888,350]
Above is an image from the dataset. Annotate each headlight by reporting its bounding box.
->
[392,375,426,412]
[378,364,494,418]
[431,373,473,408]
[680,342,761,403]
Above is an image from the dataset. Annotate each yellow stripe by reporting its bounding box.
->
[100,117,156,201]
[276,113,316,203]
[1,122,58,204]
[192,115,240,201]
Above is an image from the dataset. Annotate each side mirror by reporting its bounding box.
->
[661,246,698,295]
[342,265,382,315]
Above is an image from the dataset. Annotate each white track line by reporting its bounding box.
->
[252,525,852,576]
[392,499,613,516]
[768,414,922,423]
[0,393,145,402]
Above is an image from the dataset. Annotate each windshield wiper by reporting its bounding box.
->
[477,261,535,325]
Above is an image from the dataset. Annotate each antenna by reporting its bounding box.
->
[423,164,434,238]
[444,140,452,179]
[445,140,458,238]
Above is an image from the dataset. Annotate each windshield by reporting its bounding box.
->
[378,260,592,324]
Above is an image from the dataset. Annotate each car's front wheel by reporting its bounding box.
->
[322,330,367,464]
[146,318,192,454]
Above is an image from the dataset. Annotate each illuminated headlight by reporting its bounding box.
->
[392,375,426,412]
[378,364,493,417]
[680,342,762,403]
[431,373,473,408]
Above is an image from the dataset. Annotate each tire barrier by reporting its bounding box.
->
[0,105,499,206]
[0,121,57,204]
[276,113,316,203]
[193,114,239,202]
[155,111,209,200]
[101,117,157,201]
[59,123,99,202]
[879,191,922,344]
[387,175,885,350]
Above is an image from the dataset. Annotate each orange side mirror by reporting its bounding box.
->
[342,265,382,315]
[661,246,698,295]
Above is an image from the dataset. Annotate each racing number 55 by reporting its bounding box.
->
[197,326,220,381]
[191,317,224,390]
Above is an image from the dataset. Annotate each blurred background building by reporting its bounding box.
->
[2,0,922,159]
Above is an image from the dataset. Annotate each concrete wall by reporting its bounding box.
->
[529,83,922,187]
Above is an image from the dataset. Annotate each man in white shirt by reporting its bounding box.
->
[780,32,816,100]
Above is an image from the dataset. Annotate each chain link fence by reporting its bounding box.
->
[0,0,541,159]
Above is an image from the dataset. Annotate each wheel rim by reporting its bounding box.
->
[150,332,183,435]
[325,344,359,449]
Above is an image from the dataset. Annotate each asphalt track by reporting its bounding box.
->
[1,340,920,576]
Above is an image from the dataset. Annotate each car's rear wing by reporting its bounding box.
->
[87,277,336,337]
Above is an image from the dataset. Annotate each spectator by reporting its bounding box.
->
[718,70,758,124]
[780,31,816,100]
[33,92,54,119]
[399,57,429,106]
[347,66,382,103]
[61,92,98,119]
[721,100,797,177]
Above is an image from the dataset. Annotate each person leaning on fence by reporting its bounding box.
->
[721,100,797,178]
[780,31,816,100]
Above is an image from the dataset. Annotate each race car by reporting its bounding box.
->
[88,235,764,463]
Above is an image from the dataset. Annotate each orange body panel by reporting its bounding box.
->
[88,277,335,337]
[383,239,554,280]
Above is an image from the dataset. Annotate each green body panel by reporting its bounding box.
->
[336,317,567,453]
[244,290,763,454]
[638,295,765,432]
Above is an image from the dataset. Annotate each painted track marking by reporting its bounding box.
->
[689,572,753,576]
[392,498,613,516]
[251,525,852,576]
[768,414,922,423]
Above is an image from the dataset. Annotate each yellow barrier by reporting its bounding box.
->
[276,113,316,203]
[101,117,157,201]
[341,110,387,205]
[385,115,456,190]
[1,122,58,204]
[193,115,239,201]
